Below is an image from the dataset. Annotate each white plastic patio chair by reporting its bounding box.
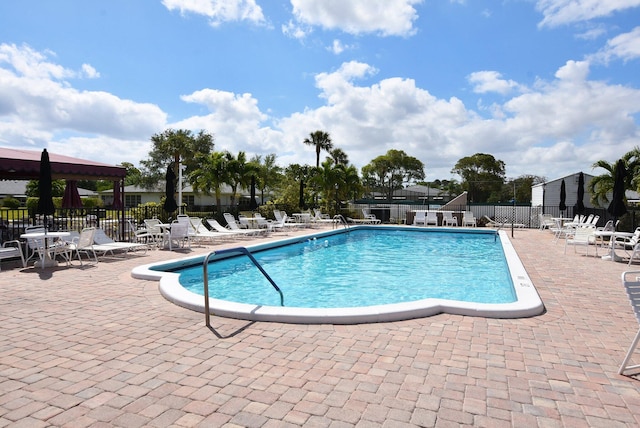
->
[619,271,640,375]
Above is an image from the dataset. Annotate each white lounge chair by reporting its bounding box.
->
[425,211,438,227]
[362,209,381,224]
[92,228,149,258]
[618,271,640,375]
[0,240,26,271]
[207,219,259,238]
[441,211,458,227]
[413,211,426,226]
[462,211,477,227]
[66,227,98,265]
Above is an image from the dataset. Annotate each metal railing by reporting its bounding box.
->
[202,247,283,328]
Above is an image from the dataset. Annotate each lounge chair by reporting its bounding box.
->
[618,271,640,375]
[0,240,26,271]
[188,218,224,243]
[413,211,426,226]
[441,211,458,227]
[224,213,264,235]
[92,228,149,258]
[362,209,381,224]
[274,210,307,229]
[312,209,335,224]
[425,211,438,226]
[66,227,98,265]
[462,211,477,227]
[206,219,259,238]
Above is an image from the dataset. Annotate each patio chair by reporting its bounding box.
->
[0,240,26,271]
[66,227,98,265]
[426,211,438,226]
[441,211,458,227]
[618,271,640,375]
[413,211,426,226]
[538,213,555,230]
[166,220,191,251]
[462,211,477,227]
[206,218,258,238]
[564,226,597,256]
[92,228,149,258]
[362,209,381,224]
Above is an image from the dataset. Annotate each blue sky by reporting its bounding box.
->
[1,0,640,182]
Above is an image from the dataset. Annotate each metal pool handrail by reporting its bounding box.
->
[202,247,284,328]
[333,214,350,230]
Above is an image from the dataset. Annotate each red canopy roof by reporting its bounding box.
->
[0,147,126,181]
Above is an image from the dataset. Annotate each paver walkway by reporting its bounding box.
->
[1,227,640,427]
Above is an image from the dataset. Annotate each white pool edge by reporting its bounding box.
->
[131,227,544,324]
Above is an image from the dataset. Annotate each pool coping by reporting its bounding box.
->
[131,226,545,324]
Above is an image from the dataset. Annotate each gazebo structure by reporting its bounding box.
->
[0,147,127,238]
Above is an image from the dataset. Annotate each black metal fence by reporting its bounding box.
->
[2,202,638,244]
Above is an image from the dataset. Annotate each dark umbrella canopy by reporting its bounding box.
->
[559,179,567,213]
[574,172,585,214]
[37,149,55,216]
[164,164,178,213]
[112,181,123,210]
[61,180,83,209]
[299,180,305,210]
[249,175,258,210]
[608,159,627,219]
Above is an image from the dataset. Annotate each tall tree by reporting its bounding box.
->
[328,148,349,166]
[361,149,425,201]
[138,129,214,189]
[189,151,228,213]
[303,130,333,168]
[588,148,640,208]
[250,153,282,204]
[225,151,253,207]
[451,153,505,203]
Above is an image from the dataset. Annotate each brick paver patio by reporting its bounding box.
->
[1,227,640,427]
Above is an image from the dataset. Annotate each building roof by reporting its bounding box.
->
[0,147,126,181]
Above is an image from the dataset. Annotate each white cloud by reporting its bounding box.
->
[328,39,355,55]
[81,63,100,79]
[536,0,640,27]
[468,71,522,95]
[0,43,166,165]
[162,0,265,26]
[289,0,423,37]
[161,58,640,180]
[594,26,640,63]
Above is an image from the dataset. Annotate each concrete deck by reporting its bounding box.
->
[1,227,640,427]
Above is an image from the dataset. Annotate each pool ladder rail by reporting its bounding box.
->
[333,214,350,230]
[202,247,284,328]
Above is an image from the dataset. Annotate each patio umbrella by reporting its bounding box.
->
[299,180,306,210]
[37,149,55,224]
[559,179,567,214]
[112,181,123,210]
[163,164,178,213]
[574,172,585,214]
[607,159,627,221]
[249,175,258,210]
[61,180,83,209]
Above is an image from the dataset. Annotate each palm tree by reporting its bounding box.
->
[225,151,251,207]
[303,130,333,168]
[189,151,228,213]
[589,148,640,207]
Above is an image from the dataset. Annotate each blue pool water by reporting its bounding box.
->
[174,229,516,308]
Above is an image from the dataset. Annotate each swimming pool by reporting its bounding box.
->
[132,226,544,324]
